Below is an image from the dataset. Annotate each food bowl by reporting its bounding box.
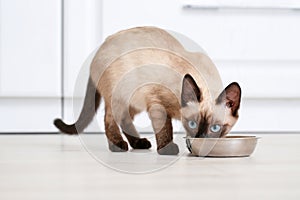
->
[186,135,259,157]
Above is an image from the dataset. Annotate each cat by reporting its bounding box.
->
[54,26,241,155]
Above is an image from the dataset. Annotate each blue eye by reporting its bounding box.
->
[188,121,197,129]
[210,124,221,133]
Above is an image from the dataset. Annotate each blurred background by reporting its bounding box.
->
[0,0,300,133]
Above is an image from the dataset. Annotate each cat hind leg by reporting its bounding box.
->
[104,105,128,152]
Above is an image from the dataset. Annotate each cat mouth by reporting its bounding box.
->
[187,133,223,138]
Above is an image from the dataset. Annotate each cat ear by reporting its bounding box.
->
[181,74,202,107]
[217,82,241,117]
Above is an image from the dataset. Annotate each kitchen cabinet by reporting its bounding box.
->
[0,0,61,132]
[0,0,102,132]
[102,0,300,131]
[1,0,299,132]
[62,0,103,132]
[0,0,61,97]
[102,0,300,98]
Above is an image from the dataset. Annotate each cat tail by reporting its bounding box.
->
[53,77,101,134]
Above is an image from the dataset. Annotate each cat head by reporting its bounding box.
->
[181,74,241,138]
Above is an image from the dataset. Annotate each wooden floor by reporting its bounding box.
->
[0,133,300,200]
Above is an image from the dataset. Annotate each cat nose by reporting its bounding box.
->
[196,132,221,138]
[195,133,207,138]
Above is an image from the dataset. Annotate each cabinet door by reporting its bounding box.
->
[0,0,61,97]
[63,0,102,98]
[102,0,300,98]
[63,0,103,132]
[101,0,300,131]
[0,0,61,132]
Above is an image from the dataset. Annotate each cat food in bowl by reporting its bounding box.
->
[186,135,259,157]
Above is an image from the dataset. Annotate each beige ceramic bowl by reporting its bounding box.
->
[186,135,259,157]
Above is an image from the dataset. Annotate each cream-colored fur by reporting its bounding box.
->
[54,26,241,154]
[90,26,227,126]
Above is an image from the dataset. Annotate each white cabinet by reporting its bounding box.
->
[0,0,299,132]
[101,0,300,131]
[63,0,102,98]
[0,0,61,97]
[62,0,103,132]
[0,0,102,132]
[0,0,61,132]
[102,0,300,98]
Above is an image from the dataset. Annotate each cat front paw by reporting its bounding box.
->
[157,142,179,155]
[109,141,129,152]
[132,138,152,149]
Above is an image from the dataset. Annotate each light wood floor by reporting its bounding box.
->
[0,133,299,200]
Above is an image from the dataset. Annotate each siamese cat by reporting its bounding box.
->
[54,26,241,155]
